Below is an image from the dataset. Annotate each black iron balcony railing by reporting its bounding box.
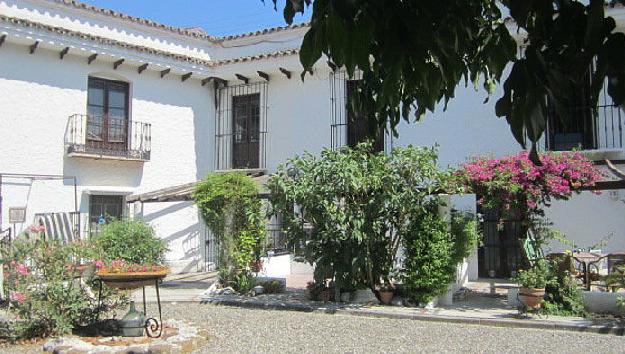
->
[65,114,151,161]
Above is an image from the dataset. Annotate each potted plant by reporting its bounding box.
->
[93,219,169,290]
[305,281,323,301]
[378,283,394,305]
[514,259,550,309]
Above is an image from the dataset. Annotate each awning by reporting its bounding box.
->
[126,170,271,203]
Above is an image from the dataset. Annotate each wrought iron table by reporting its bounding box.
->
[95,274,166,337]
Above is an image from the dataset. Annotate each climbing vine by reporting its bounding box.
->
[193,173,266,292]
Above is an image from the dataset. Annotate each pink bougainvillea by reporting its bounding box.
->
[457,151,603,214]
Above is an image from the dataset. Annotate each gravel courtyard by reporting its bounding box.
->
[178,304,622,353]
[3,303,625,353]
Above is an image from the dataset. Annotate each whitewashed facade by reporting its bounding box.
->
[1,0,625,277]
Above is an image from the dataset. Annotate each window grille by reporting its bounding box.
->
[329,70,393,152]
[215,82,268,170]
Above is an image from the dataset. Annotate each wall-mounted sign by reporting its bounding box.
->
[8,207,26,223]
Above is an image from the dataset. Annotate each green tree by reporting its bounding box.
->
[269,0,625,161]
[268,143,452,292]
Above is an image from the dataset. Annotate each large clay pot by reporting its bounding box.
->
[518,287,545,309]
[379,290,394,305]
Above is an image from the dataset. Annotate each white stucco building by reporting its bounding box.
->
[1,0,624,278]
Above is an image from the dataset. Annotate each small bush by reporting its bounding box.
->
[1,238,126,338]
[257,280,285,294]
[401,210,458,304]
[94,219,167,265]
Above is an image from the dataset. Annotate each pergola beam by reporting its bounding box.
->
[113,58,124,70]
[201,77,211,86]
[59,46,70,60]
[160,68,171,78]
[0,35,7,48]
[181,72,192,82]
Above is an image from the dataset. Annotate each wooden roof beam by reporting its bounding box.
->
[160,68,171,78]
[59,47,70,60]
[181,72,192,82]
[137,63,148,74]
[29,40,39,54]
[87,53,97,65]
[235,73,249,84]
[113,58,124,70]
[279,67,291,79]
[257,71,270,82]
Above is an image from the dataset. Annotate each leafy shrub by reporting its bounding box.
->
[269,143,453,294]
[193,172,266,293]
[401,210,458,304]
[542,270,585,317]
[1,238,126,338]
[257,280,285,294]
[94,219,167,265]
[513,259,551,288]
[450,211,481,265]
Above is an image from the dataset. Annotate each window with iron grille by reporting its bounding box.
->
[330,70,392,152]
[88,195,124,235]
[215,82,268,170]
[545,75,624,151]
[516,46,624,151]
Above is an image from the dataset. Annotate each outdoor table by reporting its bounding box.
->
[572,252,607,291]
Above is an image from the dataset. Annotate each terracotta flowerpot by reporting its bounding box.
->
[518,287,545,309]
[97,267,169,290]
[379,290,394,305]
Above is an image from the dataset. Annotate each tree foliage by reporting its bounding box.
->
[268,143,453,293]
[270,0,625,161]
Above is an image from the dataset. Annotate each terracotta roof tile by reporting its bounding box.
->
[215,49,299,66]
[1,14,300,68]
[51,0,219,40]
[0,15,215,67]
[217,23,309,41]
[50,0,308,42]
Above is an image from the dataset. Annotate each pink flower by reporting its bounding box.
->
[15,263,29,276]
[94,260,104,269]
[10,292,26,303]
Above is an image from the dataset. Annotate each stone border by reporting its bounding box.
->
[43,320,210,354]
[202,296,625,336]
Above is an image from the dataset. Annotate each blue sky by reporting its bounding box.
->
[83,0,311,37]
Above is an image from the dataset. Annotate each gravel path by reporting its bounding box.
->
[2,303,625,353]
[172,304,624,354]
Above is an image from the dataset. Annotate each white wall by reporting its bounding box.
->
[0,41,213,271]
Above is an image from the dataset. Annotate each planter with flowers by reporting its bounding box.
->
[92,219,169,290]
[514,259,551,309]
[96,260,169,290]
